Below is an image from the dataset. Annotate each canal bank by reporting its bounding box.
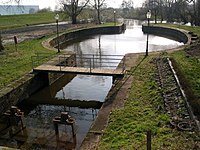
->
[0,22,194,149]
[0,24,126,116]
[142,25,192,45]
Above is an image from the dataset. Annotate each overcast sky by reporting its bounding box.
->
[1,0,145,10]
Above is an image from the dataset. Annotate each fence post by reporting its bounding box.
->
[59,57,61,71]
[147,130,151,150]
[90,58,92,73]
[93,55,95,69]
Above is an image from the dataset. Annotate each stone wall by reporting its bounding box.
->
[142,25,191,44]
[0,72,49,114]
[50,24,126,49]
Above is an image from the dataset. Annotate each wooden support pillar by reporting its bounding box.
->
[112,75,116,84]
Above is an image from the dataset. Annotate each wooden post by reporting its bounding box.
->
[14,36,17,52]
[93,55,95,69]
[54,122,59,135]
[59,57,61,71]
[90,59,92,73]
[147,130,151,150]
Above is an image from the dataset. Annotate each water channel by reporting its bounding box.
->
[0,20,183,149]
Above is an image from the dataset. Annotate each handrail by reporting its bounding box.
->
[32,53,126,74]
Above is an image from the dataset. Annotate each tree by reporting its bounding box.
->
[91,0,106,24]
[120,0,134,18]
[62,0,90,24]
[1,0,21,4]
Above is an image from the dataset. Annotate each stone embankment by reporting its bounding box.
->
[142,25,196,45]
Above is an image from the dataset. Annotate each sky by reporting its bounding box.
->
[1,0,145,10]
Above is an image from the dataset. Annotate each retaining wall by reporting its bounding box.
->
[50,24,126,49]
[142,25,191,44]
[0,72,49,115]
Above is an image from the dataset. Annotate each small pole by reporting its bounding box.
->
[114,11,116,26]
[90,59,92,73]
[59,57,61,71]
[14,36,17,52]
[147,130,151,150]
[55,14,60,53]
[93,55,95,68]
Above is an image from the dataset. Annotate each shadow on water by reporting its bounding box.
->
[0,74,102,149]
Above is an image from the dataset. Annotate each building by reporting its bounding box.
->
[0,5,39,15]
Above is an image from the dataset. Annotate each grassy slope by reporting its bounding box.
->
[0,37,55,88]
[0,12,65,30]
[99,24,200,149]
[98,55,198,149]
[157,23,200,36]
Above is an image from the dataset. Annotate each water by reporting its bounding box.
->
[0,20,183,149]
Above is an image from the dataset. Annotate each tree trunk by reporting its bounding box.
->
[97,8,101,24]
[72,14,77,24]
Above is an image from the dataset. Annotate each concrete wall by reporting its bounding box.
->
[142,25,191,44]
[50,24,126,49]
[0,72,49,115]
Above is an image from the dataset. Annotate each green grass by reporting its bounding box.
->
[0,12,66,30]
[98,55,199,149]
[170,50,200,117]
[0,37,55,89]
[156,23,200,36]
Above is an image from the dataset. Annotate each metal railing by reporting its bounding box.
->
[75,54,125,72]
[31,53,126,73]
[31,52,56,69]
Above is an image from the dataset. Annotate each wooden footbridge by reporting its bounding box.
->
[31,53,125,78]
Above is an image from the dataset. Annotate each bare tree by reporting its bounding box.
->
[1,0,21,4]
[91,0,106,24]
[62,0,90,24]
[120,0,134,18]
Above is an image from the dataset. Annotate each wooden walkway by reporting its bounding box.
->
[33,64,124,76]
[32,53,125,77]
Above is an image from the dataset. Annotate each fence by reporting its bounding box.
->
[31,53,126,73]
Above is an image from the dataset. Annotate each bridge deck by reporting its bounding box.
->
[33,64,124,76]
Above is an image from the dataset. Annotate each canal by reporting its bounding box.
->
[0,20,183,149]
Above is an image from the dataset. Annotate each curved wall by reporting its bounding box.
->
[49,24,126,49]
[142,25,191,44]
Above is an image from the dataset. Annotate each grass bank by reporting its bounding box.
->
[0,12,66,30]
[157,23,200,36]
[98,54,199,149]
[0,37,55,89]
[170,46,200,119]
[98,24,200,149]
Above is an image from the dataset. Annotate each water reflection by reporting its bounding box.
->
[64,20,183,55]
[56,75,112,102]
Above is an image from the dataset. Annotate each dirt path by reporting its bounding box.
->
[1,23,79,45]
